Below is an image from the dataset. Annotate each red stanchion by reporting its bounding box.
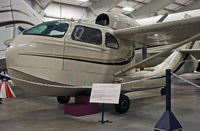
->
[0,81,15,98]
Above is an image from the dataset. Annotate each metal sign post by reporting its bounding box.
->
[100,103,112,124]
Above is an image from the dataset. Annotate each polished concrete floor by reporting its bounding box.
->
[0,73,200,131]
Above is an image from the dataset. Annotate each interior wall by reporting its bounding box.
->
[44,2,87,21]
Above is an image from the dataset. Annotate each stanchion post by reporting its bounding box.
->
[0,74,2,103]
[154,69,182,131]
[166,69,171,112]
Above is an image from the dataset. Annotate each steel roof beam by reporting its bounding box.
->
[163,8,175,13]
[131,0,176,18]
[176,0,200,12]
[128,0,147,5]
[34,0,53,9]
[89,0,122,15]
[173,2,185,7]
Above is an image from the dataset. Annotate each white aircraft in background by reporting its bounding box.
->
[0,0,43,70]
[5,10,200,113]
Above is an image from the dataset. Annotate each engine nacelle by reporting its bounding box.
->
[95,12,140,30]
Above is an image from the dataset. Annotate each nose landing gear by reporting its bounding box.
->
[57,96,70,104]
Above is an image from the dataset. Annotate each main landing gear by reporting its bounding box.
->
[160,87,166,96]
[115,94,130,114]
[57,96,70,104]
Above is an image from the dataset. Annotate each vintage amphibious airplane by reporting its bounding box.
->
[6,12,200,113]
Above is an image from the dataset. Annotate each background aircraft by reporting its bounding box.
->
[0,0,43,71]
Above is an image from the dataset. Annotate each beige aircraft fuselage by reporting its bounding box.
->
[6,21,135,96]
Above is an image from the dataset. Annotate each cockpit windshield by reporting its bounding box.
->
[23,21,69,38]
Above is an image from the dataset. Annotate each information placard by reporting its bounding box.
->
[90,83,121,104]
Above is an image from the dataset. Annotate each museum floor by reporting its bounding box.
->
[0,73,199,131]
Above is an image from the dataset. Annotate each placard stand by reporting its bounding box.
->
[99,104,112,124]
[90,83,121,124]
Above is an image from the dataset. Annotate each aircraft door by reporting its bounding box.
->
[63,24,106,85]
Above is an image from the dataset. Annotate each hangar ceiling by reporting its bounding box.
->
[53,0,98,7]
[26,0,199,20]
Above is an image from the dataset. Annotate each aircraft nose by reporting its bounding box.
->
[6,42,19,69]
[6,35,26,70]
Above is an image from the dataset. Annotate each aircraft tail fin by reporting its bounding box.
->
[180,49,200,60]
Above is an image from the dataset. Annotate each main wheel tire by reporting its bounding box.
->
[115,94,130,114]
[160,87,166,96]
[196,62,200,72]
[57,96,70,104]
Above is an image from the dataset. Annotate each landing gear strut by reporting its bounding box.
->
[115,94,130,114]
[57,96,70,104]
[160,87,166,96]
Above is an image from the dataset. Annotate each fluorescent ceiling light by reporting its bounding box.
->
[78,0,89,2]
[122,7,135,12]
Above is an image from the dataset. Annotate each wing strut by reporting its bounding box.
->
[115,33,200,77]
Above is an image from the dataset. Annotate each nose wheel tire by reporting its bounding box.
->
[115,94,130,114]
[160,87,166,96]
[57,96,70,104]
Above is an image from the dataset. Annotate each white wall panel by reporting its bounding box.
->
[44,3,87,21]
[61,4,87,19]
[45,3,61,17]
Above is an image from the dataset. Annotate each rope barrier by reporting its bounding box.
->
[1,72,199,89]
[0,73,166,88]
[171,72,200,89]
[1,71,163,88]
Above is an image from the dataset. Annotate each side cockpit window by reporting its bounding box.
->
[73,26,84,41]
[71,25,102,45]
[23,21,69,38]
[105,33,119,49]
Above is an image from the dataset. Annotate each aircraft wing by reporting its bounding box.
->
[114,16,200,46]
[180,49,200,59]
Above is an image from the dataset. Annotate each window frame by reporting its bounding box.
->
[23,21,69,38]
[105,32,119,49]
[71,25,102,46]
